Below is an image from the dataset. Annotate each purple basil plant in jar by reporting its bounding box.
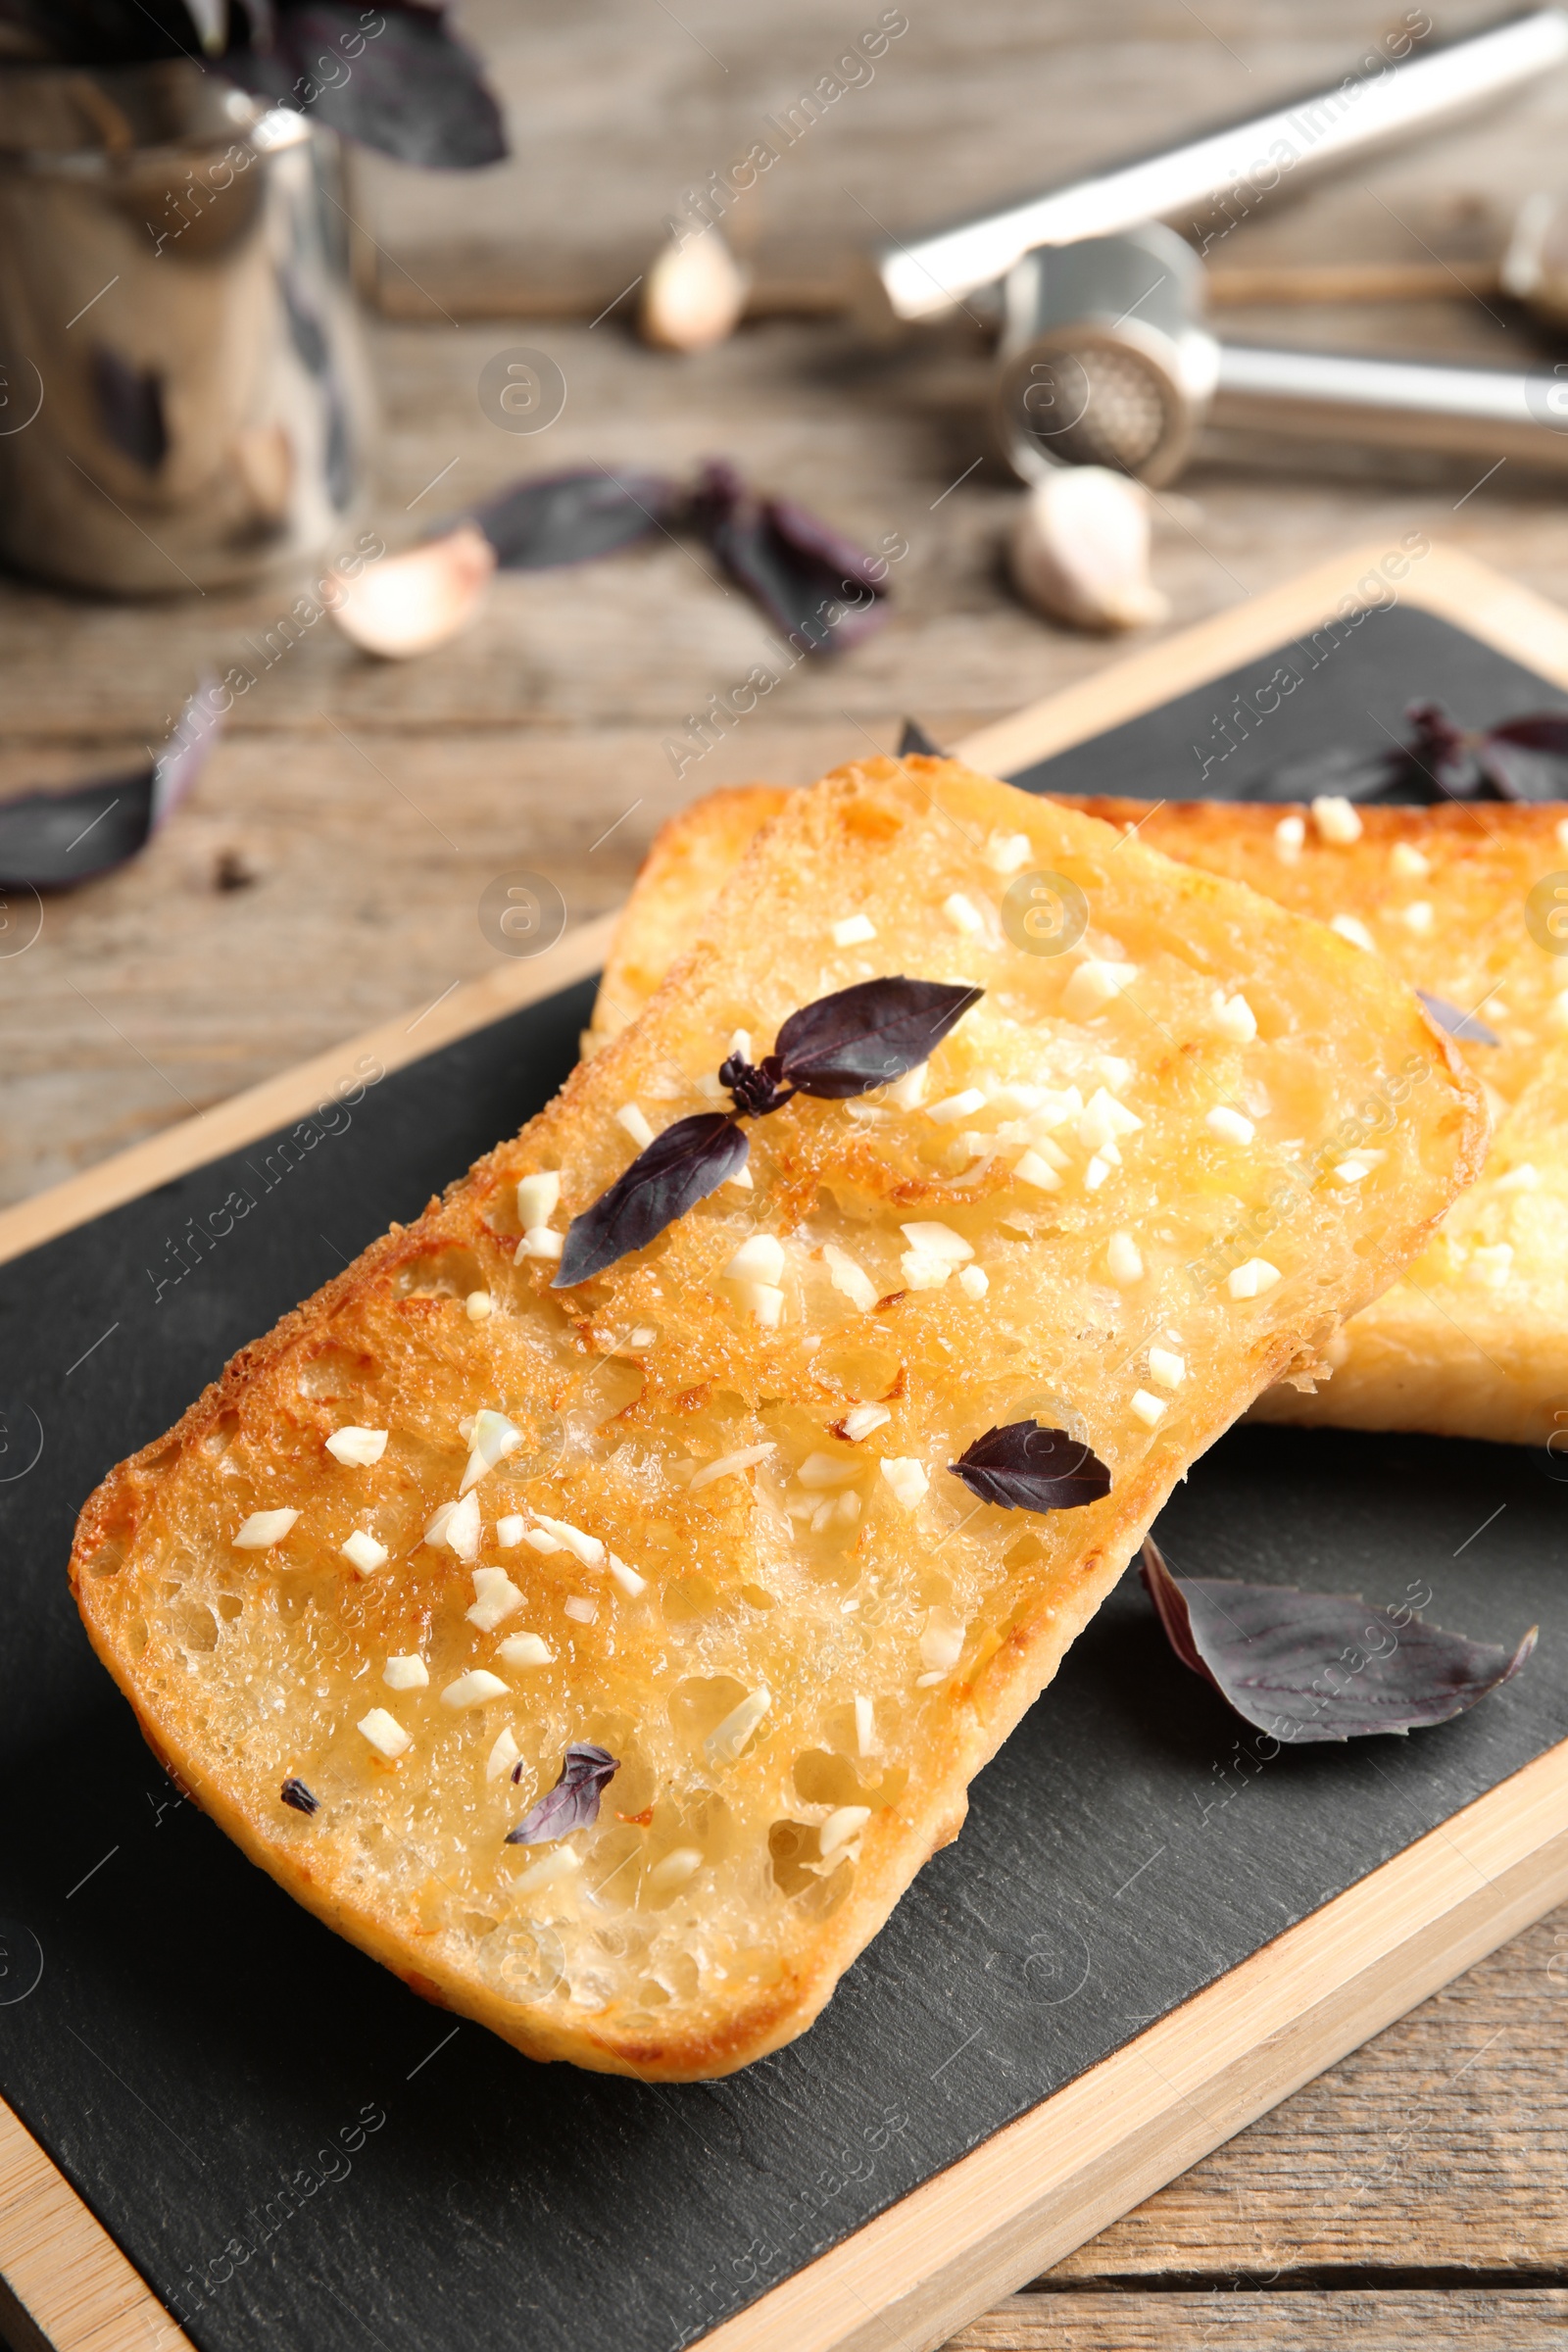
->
[0,3,506,592]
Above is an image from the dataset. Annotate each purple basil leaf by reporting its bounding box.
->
[773,976,983,1100]
[1401,701,1485,800]
[554,1113,748,1287]
[897,716,946,759]
[1473,713,1568,803]
[0,682,220,890]
[1139,1538,1536,1744]
[0,0,194,59]
[1416,990,1501,1047]
[504,1742,619,1846]
[949,1420,1111,1512]
[280,1776,320,1814]
[92,345,168,472]
[223,4,507,169]
[474,468,679,570]
[688,459,890,657]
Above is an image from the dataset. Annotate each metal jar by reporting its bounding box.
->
[0,61,373,595]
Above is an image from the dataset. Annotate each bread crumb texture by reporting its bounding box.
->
[72,760,1483,2078]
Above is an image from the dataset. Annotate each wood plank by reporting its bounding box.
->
[1046,1901,1568,2282]
[697,1741,1568,2352]
[0,2101,194,2352]
[351,0,1568,320]
[8,1732,1567,2352]
[11,536,1559,1251]
[946,2289,1568,2350]
[0,909,615,1270]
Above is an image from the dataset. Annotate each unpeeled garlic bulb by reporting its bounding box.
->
[327,521,497,660]
[641,229,750,353]
[1008,466,1168,634]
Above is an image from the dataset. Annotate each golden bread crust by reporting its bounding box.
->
[72,761,1483,2078]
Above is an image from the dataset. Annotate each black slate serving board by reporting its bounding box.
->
[2,603,1565,2352]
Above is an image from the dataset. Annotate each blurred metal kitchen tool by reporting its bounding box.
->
[0,60,372,595]
[1502,190,1568,324]
[1205,189,1568,322]
[994,225,1568,487]
[871,7,1568,325]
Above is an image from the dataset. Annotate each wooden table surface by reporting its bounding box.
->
[4,2,1568,2342]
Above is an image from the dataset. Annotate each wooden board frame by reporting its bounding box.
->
[6,538,1568,2352]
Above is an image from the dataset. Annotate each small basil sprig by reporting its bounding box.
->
[949,1420,1111,1512]
[505,1742,620,1846]
[555,976,982,1287]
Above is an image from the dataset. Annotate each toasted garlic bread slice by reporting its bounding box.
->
[72,759,1483,2081]
[600,786,1568,1446]
[1070,798,1568,1446]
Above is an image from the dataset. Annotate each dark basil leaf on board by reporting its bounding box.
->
[554,1113,749,1286]
[475,469,680,569]
[505,1742,620,1845]
[949,1421,1111,1512]
[897,716,947,759]
[1417,990,1501,1047]
[773,977,983,1100]
[0,683,220,890]
[1139,1537,1536,1744]
[688,459,891,657]
[224,4,508,169]
[91,345,168,471]
[0,0,195,61]
[1473,711,1568,802]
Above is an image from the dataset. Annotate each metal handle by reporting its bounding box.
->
[877,7,1568,322]
[1211,342,1568,468]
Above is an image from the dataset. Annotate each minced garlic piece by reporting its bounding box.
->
[1213,991,1257,1044]
[823,1242,878,1311]
[880,1457,928,1510]
[1312,795,1362,845]
[1105,1232,1144,1286]
[516,1170,561,1229]
[1063,959,1138,1018]
[232,1508,299,1549]
[466,1567,524,1632]
[724,1235,784,1285]
[325,1427,387,1467]
[984,830,1031,875]
[441,1670,510,1709]
[357,1708,411,1758]
[497,1632,552,1668]
[832,913,877,947]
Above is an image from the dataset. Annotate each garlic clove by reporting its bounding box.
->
[1008,466,1169,635]
[327,521,497,660]
[640,229,750,353]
